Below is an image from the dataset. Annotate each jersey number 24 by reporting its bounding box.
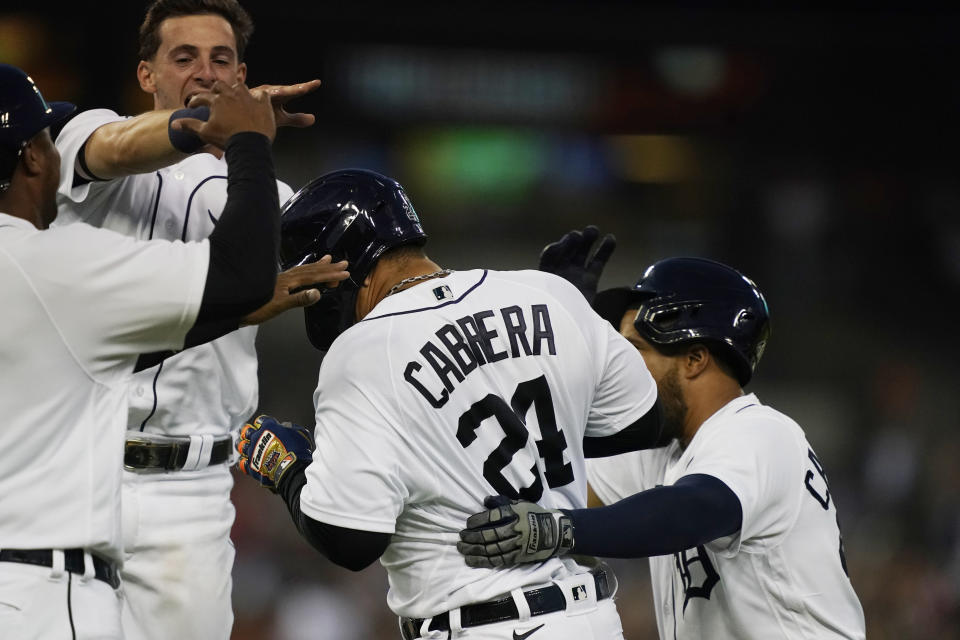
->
[455,375,573,502]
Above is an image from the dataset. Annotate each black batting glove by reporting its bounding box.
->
[538,225,616,304]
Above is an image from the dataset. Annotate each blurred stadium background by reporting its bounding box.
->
[3,3,959,638]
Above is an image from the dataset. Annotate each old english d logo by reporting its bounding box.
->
[512,623,545,640]
[674,544,720,612]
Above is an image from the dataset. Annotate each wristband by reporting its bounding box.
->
[167,106,210,153]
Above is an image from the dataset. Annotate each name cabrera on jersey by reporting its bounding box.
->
[587,394,866,640]
[300,269,657,619]
[54,109,294,438]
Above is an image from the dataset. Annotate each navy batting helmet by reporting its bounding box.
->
[0,64,76,189]
[280,169,427,351]
[594,257,770,385]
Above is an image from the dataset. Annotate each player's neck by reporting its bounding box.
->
[357,256,444,319]
[680,379,743,447]
[0,183,46,229]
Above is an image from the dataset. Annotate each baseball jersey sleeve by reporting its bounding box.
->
[55,109,124,207]
[681,415,804,557]
[25,223,209,376]
[585,320,658,437]
[586,452,646,505]
[537,272,658,439]
[299,332,411,534]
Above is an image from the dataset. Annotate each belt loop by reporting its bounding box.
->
[229,430,240,465]
[49,549,65,581]
[81,551,95,582]
[182,434,210,471]
[511,587,532,622]
[448,608,463,635]
[418,617,446,639]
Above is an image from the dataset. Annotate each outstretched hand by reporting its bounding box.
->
[457,496,575,569]
[241,255,349,326]
[538,225,616,304]
[172,80,276,147]
[251,79,322,128]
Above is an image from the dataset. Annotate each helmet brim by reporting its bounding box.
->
[593,287,648,330]
[45,101,77,137]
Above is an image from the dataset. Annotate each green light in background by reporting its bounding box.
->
[401,128,546,203]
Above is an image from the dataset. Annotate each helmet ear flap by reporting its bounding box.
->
[303,287,359,352]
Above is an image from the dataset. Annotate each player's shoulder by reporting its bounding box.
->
[486,269,594,310]
[321,316,389,373]
[702,394,807,452]
[55,108,124,145]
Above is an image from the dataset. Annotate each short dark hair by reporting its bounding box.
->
[380,241,428,264]
[138,0,254,61]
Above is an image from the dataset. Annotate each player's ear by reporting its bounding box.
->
[137,60,157,94]
[682,344,710,379]
[19,131,51,178]
[236,62,247,85]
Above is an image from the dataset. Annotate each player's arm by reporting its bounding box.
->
[235,416,391,571]
[582,399,663,457]
[77,79,322,182]
[132,82,278,371]
[277,461,391,571]
[78,109,192,181]
[457,474,742,567]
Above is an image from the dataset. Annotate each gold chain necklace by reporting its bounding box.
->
[386,269,454,297]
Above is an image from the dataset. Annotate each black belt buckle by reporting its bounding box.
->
[123,437,181,471]
[124,436,232,472]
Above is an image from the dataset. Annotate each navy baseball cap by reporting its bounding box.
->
[0,64,76,152]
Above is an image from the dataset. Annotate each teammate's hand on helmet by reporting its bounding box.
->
[538,225,616,304]
[457,496,575,568]
[250,79,322,128]
[236,415,315,492]
[172,80,277,147]
[241,255,349,326]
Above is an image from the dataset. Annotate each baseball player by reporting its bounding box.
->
[0,64,279,639]
[233,169,670,639]
[457,230,867,639]
[52,2,347,638]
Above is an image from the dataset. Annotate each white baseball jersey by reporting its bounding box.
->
[55,109,294,439]
[0,213,208,561]
[300,269,658,619]
[587,393,866,640]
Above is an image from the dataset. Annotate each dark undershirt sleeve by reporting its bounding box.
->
[195,131,279,323]
[275,461,392,571]
[563,473,743,558]
[134,132,278,372]
[583,398,664,457]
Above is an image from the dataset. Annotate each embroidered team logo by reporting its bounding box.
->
[674,545,720,612]
[400,192,419,222]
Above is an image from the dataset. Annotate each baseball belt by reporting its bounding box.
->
[124,434,233,472]
[0,548,120,589]
[399,566,613,640]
